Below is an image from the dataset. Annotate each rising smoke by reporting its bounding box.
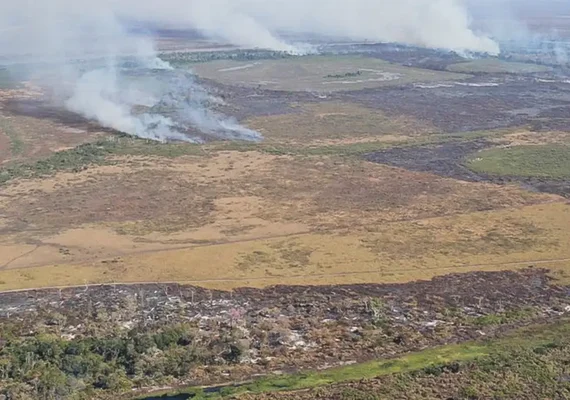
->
[2,1,565,142]
[0,1,261,142]
[123,0,500,55]
[467,0,570,64]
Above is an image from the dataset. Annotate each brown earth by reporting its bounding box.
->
[245,102,439,145]
[0,92,109,164]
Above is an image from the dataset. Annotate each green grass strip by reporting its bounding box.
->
[141,319,570,399]
[0,118,25,157]
[466,144,570,179]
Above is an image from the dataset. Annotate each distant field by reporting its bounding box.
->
[191,56,469,92]
[245,102,440,144]
[1,55,570,293]
[467,145,570,178]
[447,59,551,74]
[0,155,568,290]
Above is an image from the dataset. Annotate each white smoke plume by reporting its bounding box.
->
[3,0,538,142]
[467,0,570,64]
[123,0,499,55]
[0,1,262,142]
[2,0,499,58]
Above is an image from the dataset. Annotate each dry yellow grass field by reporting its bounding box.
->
[0,202,569,291]
[245,103,440,145]
[1,90,570,292]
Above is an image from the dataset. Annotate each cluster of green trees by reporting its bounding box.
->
[0,323,245,400]
[324,71,362,79]
[160,50,293,66]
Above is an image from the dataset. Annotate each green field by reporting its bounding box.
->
[447,59,551,74]
[466,144,570,178]
[143,320,570,399]
[191,56,468,92]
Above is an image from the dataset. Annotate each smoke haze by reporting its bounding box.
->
[1,1,500,58]
[0,1,262,142]
[120,0,500,55]
[0,1,567,141]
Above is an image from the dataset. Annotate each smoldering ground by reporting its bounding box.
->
[61,63,261,143]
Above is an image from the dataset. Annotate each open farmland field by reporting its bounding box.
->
[447,59,552,74]
[3,43,570,400]
[191,55,469,92]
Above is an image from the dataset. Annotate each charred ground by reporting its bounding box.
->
[1,268,570,399]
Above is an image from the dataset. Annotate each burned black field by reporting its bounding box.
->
[199,44,570,135]
[205,71,570,134]
[1,269,569,394]
[365,140,570,198]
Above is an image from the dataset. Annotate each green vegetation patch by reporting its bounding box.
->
[447,59,551,74]
[0,136,203,185]
[466,144,570,179]
[0,117,25,156]
[469,307,537,327]
[191,55,468,92]
[159,50,295,67]
[324,71,362,79]
[145,320,570,399]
